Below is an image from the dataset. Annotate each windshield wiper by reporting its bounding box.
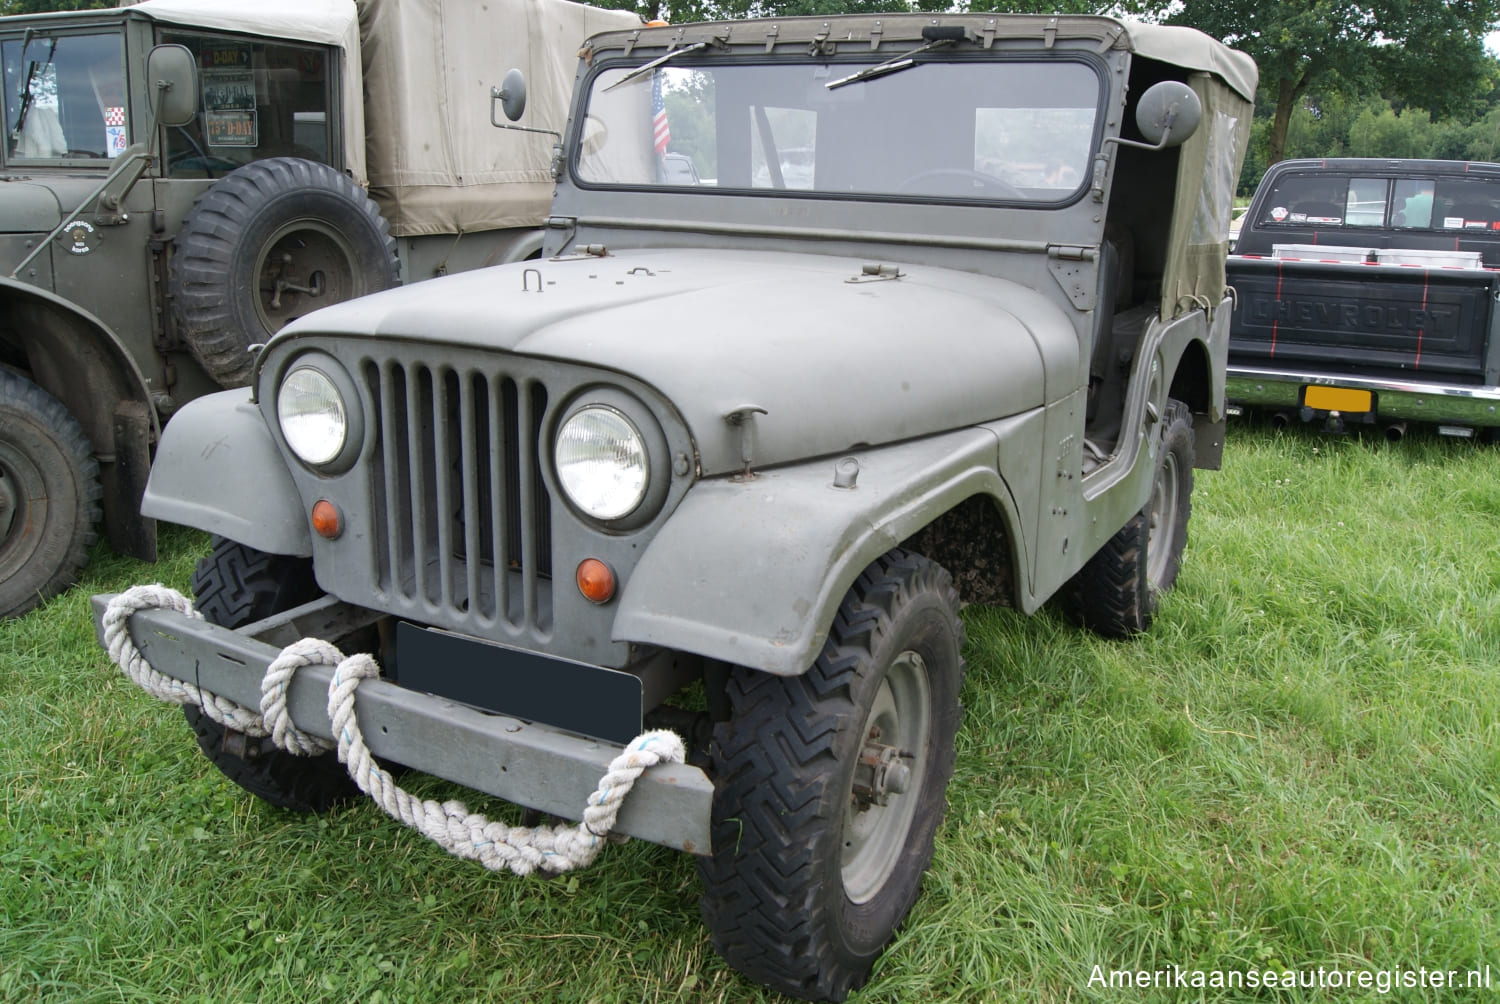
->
[10,32,57,144]
[825,26,969,91]
[604,37,725,93]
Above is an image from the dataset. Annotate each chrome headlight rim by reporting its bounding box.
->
[274,353,364,474]
[553,389,670,530]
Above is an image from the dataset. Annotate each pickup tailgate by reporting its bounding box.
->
[1227,256,1496,384]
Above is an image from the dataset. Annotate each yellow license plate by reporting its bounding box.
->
[1303,386,1372,413]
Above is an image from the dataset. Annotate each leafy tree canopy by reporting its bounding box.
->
[1148,0,1500,167]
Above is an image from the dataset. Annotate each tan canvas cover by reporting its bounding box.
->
[1161,73,1255,320]
[132,0,368,182]
[359,0,641,236]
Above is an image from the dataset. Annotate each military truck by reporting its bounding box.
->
[0,0,639,618]
[1227,158,1500,439]
[95,14,1254,1000]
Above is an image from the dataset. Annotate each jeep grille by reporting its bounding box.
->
[363,358,553,636]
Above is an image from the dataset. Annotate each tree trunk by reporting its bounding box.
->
[1267,75,1298,167]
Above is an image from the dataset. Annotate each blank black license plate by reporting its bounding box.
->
[396,623,642,744]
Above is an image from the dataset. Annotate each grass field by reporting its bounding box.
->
[2,421,1498,1002]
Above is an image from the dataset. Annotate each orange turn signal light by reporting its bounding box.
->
[576,558,616,604]
[311,499,342,539]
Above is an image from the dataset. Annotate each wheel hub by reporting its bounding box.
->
[851,735,914,808]
[842,649,932,904]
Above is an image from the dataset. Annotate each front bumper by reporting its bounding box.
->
[91,592,713,855]
[1226,366,1500,428]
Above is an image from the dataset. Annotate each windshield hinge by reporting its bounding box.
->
[809,23,834,56]
[869,21,883,51]
[763,23,779,53]
[1043,16,1058,48]
[1047,245,1094,262]
[981,19,998,48]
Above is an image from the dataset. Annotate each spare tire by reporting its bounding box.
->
[169,157,399,388]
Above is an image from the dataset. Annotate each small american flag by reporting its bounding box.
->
[104,106,126,127]
[651,72,670,156]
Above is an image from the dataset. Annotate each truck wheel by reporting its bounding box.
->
[183,535,358,812]
[0,371,100,619]
[1070,398,1194,637]
[698,549,964,1001]
[169,157,399,389]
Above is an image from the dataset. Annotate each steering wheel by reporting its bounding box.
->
[897,168,1024,200]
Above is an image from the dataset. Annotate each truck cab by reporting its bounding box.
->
[0,0,637,619]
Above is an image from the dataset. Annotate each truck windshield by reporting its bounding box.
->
[3,32,126,162]
[576,57,1101,204]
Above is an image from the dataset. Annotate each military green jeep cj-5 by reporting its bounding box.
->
[96,13,1254,1000]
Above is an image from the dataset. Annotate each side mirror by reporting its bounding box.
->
[146,44,198,128]
[1134,80,1201,149]
[495,68,527,122]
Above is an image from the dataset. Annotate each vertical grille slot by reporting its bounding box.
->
[363,354,551,634]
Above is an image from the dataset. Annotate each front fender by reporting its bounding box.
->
[613,424,1021,676]
[140,389,312,556]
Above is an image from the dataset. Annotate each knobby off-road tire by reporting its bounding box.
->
[1070,398,1194,637]
[698,549,965,1001]
[183,535,358,812]
[0,370,100,619]
[169,157,399,389]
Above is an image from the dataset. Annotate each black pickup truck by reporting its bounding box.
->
[1226,158,1500,439]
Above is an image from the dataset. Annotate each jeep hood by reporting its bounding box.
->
[278,248,1077,474]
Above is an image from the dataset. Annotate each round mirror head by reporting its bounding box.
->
[499,68,528,122]
[1135,80,1202,149]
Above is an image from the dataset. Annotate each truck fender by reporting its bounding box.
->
[613,425,1020,677]
[0,277,159,559]
[140,388,312,557]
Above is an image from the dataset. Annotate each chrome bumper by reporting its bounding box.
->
[91,593,713,855]
[1226,366,1500,427]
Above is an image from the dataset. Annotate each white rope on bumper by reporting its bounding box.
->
[102,584,685,875]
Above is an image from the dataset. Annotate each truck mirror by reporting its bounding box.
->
[147,44,198,128]
[1134,80,1201,149]
[496,68,528,122]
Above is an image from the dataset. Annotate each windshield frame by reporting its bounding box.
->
[568,49,1108,210]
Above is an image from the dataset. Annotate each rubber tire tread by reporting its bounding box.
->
[0,370,100,619]
[184,534,357,813]
[1069,399,1194,638]
[169,157,399,389]
[697,549,964,1001]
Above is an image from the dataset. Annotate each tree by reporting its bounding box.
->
[1155,0,1500,166]
[0,0,111,12]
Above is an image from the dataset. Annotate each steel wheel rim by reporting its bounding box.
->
[255,220,360,333]
[0,444,39,575]
[843,649,931,905]
[1146,447,1179,587]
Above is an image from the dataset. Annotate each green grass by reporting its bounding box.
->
[3,422,1499,1002]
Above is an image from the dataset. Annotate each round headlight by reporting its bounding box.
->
[278,365,348,466]
[555,405,649,520]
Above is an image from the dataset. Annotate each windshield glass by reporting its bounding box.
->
[576,57,1101,203]
[3,32,126,162]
